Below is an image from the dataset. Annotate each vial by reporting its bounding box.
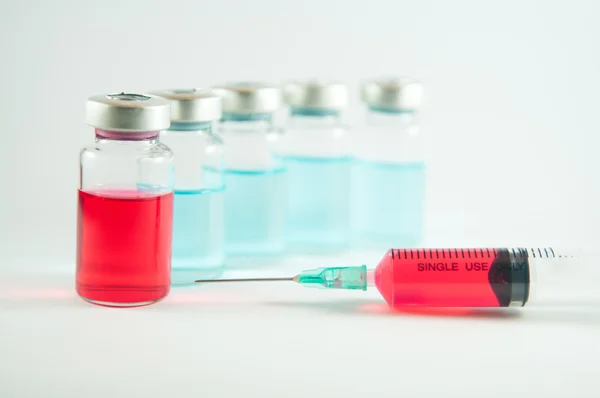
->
[212,82,285,262]
[77,93,174,307]
[151,89,225,283]
[352,78,426,249]
[280,81,351,251]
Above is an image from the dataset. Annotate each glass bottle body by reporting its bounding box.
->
[216,114,286,263]
[352,109,426,249]
[76,130,174,306]
[279,109,351,251]
[160,122,225,283]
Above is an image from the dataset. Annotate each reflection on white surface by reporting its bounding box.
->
[1,256,600,398]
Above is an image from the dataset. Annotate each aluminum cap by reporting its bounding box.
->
[85,92,171,132]
[360,78,423,111]
[211,82,282,114]
[283,80,348,111]
[149,88,222,123]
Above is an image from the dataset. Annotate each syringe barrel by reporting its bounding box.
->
[374,248,580,308]
[527,248,595,307]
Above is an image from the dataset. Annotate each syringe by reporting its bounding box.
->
[196,247,583,308]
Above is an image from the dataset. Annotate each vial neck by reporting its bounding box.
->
[95,129,160,142]
[366,107,418,127]
[168,121,213,133]
[289,108,341,126]
[220,113,274,133]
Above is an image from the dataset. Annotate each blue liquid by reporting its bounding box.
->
[206,167,286,259]
[172,189,224,283]
[351,160,426,249]
[282,155,352,251]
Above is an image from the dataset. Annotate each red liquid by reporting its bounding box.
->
[375,248,530,308]
[76,190,174,306]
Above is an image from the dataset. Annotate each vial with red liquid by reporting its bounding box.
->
[77,93,174,307]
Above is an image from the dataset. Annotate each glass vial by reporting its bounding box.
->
[280,81,351,251]
[77,93,174,307]
[212,82,285,263]
[352,78,426,249]
[152,89,225,283]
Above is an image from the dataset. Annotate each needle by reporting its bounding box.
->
[195,277,296,283]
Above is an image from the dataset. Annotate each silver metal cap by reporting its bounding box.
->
[360,78,423,111]
[85,92,171,132]
[283,80,348,111]
[211,82,282,114]
[149,88,222,123]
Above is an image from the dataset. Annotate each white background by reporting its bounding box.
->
[0,1,598,397]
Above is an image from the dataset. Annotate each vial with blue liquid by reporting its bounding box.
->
[280,81,351,251]
[212,83,286,263]
[153,89,225,282]
[352,78,426,249]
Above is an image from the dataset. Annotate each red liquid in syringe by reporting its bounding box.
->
[374,248,530,307]
[76,190,174,306]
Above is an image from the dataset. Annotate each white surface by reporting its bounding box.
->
[0,0,598,397]
[2,257,600,398]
